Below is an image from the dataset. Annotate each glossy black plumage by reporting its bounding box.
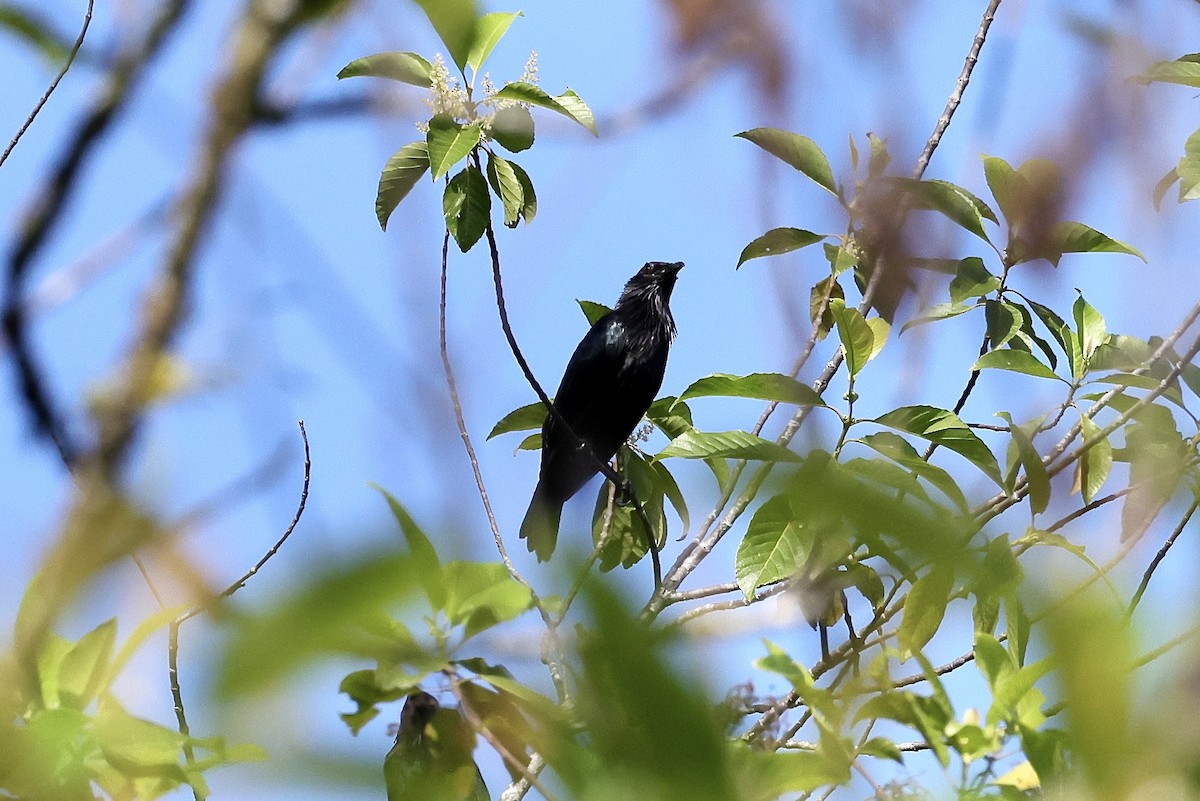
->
[520,261,683,561]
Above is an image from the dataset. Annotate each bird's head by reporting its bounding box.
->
[616,261,683,338]
[616,261,683,318]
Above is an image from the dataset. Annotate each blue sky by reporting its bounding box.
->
[3,0,1200,798]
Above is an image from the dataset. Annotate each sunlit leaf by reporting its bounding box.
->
[57,619,116,710]
[675,372,826,408]
[949,257,1000,304]
[442,166,490,252]
[1137,53,1200,87]
[891,178,997,242]
[413,0,479,73]
[997,412,1050,515]
[657,429,801,462]
[337,51,433,87]
[492,82,597,135]
[972,350,1062,381]
[485,152,524,227]
[466,11,521,73]
[898,566,955,657]
[427,115,483,180]
[736,228,826,268]
[873,406,1002,484]
[829,299,874,378]
[376,142,430,231]
[735,128,838,196]
[374,487,445,610]
[488,402,546,438]
[442,562,533,640]
[734,494,811,600]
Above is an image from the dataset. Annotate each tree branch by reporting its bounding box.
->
[0,0,93,170]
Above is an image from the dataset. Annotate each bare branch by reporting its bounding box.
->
[911,0,1003,180]
[0,0,94,170]
[1128,498,1199,616]
[169,420,311,798]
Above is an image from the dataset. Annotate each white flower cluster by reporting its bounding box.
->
[417,53,470,132]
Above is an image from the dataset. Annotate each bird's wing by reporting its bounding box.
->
[550,313,628,432]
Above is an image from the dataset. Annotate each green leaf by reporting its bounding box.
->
[949,257,1000,304]
[426,114,483,180]
[866,132,891,178]
[874,406,1002,484]
[997,412,1050,516]
[442,562,534,640]
[982,155,1019,225]
[647,458,690,534]
[1027,299,1082,378]
[1052,221,1145,263]
[823,242,856,275]
[490,105,535,153]
[413,0,479,73]
[891,178,997,242]
[647,396,693,441]
[57,619,116,709]
[984,299,1022,349]
[577,299,611,325]
[856,691,952,766]
[900,301,978,333]
[95,702,188,771]
[735,128,838,196]
[857,432,969,511]
[373,487,445,610]
[1177,128,1200,202]
[898,566,954,656]
[337,51,433,87]
[1077,415,1111,506]
[466,11,521,73]
[485,152,524,228]
[1138,54,1200,87]
[442,166,490,252]
[657,429,801,463]
[1072,292,1107,363]
[488,402,546,439]
[0,5,75,62]
[492,82,597,135]
[972,350,1062,381]
[829,299,874,378]
[866,317,890,361]
[736,228,826,268]
[216,551,423,696]
[675,372,826,408]
[376,141,430,231]
[810,275,844,340]
[508,160,537,224]
[1153,166,1179,210]
[735,495,811,600]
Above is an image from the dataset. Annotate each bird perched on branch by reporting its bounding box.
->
[520,261,683,561]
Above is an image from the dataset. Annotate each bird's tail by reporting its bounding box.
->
[519,484,562,562]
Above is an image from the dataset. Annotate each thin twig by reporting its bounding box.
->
[473,151,662,586]
[1128,498,1198,616]
[169,421,310,800]
[912,0,1003,181]
[437,229,570,703]
[0,0,94,169]
[447,673,561,801]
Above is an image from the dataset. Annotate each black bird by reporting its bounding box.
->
[384,692,489,801]
[520,261,683,561]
